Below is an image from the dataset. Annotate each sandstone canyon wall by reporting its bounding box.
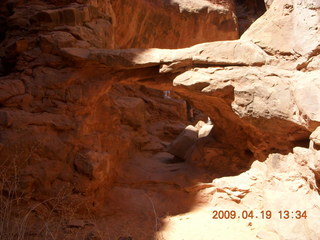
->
[110,0,238,49]
[0,0,240,203]
[1,0,320,239]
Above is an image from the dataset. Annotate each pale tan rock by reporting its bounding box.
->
[194,120,214,138]
[198,123,214,138]
[173,66,320,131]
[256,230,281,240]
[62,40,268,69]
[194,120,206,130]
[293,71,320,124]
[311,152,320,180]
[309,127,320,150]
[305,54,320,71]
[171,0,231,13]
[167,119,214,161]
[189,40,268,66]
[264,0,274,9]
[242,0,320,60]
[160,149,320,240]
[293,147,320,181]
[310,127,320,145]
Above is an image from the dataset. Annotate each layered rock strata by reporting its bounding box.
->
[0,0,320,239]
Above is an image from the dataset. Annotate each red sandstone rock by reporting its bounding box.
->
[110,0,238,49]
[0,0,320,239]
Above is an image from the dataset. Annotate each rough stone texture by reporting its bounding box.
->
[167,120,214,160]
[64,44,318,163]
[1,0,320,239]
[310,127,320,151]
[3,31,318,204]
[173,66,320,130]
[62,39,268,69]
[304,53,320,71]
[159,148,320,240]
[167,125,199,159]
[0,0,240,77]
[110,0,238,49]
[0,0,115,77]
[197,121,214,138]
[264,0,274,9]
[310,127,320,145]
[0,0,239,207]
[241,0,320,65]
[0,68,190,205]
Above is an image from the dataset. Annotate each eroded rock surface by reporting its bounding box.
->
[0,0,240,77]
[1,0,320,239]
[242,0,320,67]
[62,39,268,68]
[159,147,320,240]
[111,0,238,49]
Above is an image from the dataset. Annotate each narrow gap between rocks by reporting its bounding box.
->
[99,83,260,239]
[99,76,312,239]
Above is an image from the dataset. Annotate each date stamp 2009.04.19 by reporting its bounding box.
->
[212,210,307,220]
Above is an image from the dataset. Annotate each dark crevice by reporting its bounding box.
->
[0,16,7,42]
[0,57,16,77]
[293,138,310,149]
[235,0,267,35]
[6,1,15,16]
[163,156,185,164]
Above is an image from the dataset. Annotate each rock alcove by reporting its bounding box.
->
[1,0,320,239]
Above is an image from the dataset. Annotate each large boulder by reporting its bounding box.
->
[196,120,214,138]
[172,66,315,159]
[242,0,320,63]
[167,120,214,160]
[167,125,199,159]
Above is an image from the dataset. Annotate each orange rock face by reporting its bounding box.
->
[111,0,238,49]
[0,0,239,208]
[2,0,320,239]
